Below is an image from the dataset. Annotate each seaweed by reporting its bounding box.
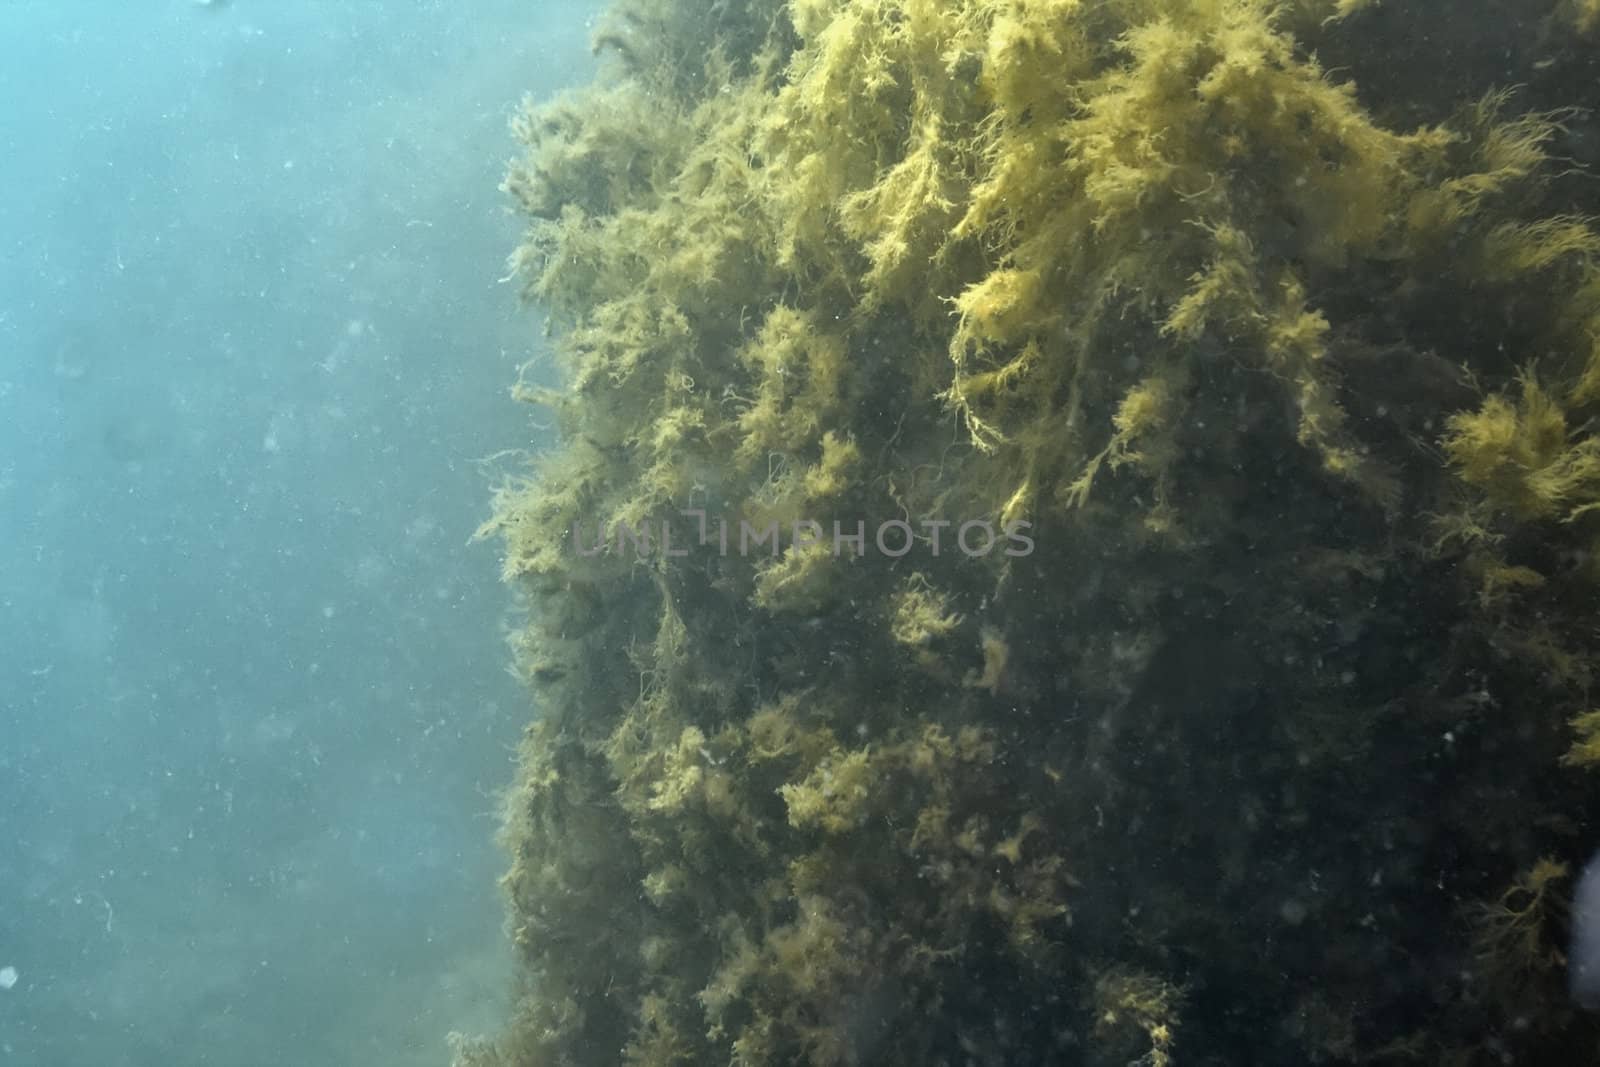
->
[461,0,1600,1063]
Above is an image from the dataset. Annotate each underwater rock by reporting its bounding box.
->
[466,0,1600,1062]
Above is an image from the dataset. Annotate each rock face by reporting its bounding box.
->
[458,2,1600,1063]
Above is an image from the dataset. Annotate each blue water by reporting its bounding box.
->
[0,2,602,1063]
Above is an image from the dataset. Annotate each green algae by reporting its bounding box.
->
[459,0,1600,1062]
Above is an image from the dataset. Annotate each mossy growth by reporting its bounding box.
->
[1464,856,1574,1038]
[1561,0,1600,33]
[1562,710,1600,768]
[1443,369,1600,521]
[462,0,1600,1063]
[1089,965,1183,1067]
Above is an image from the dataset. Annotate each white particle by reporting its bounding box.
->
[0,965,18,990]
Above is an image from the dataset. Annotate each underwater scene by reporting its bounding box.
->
[6,0,1600,1064]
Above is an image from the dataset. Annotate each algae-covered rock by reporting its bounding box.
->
[459,0,1600,1062]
